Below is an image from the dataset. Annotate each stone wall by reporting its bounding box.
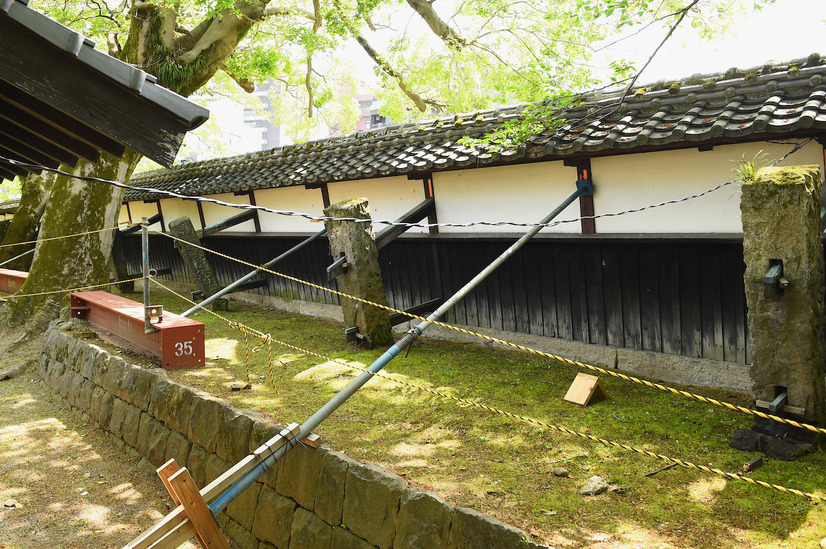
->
[37,321,547,549]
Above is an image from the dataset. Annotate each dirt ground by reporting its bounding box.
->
[0,343,199,549]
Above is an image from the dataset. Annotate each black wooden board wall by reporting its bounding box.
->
[125,235,750,365]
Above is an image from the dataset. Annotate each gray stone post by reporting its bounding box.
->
[323,198,392,347]
[168,216,228,310]
[740,165,825,424]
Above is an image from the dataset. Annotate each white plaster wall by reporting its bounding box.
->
[200,192,256,232]
[256,186,325,233]
[160,198,203,230]
[327,176,428,234]
[432,162,581,233]
[127,201,162,228]
[592,140,824,234]
[118,204,130,226]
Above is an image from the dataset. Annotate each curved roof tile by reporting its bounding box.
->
[128,55,826,201]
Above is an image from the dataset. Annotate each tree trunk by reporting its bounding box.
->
[0,172,53,270]
[0,151,140,335]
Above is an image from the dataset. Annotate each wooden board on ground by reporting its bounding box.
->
[563,373,609,406]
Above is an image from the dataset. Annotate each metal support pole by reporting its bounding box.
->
[142,218,156,334]
[208,182,591,514]
[0,247,34,268]
[180,228,327,317]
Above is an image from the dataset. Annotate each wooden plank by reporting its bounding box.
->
[157,460,209,549]
[462,243,480,329]
[583,243,606,345]
[601,245,624,347]
[167,468,230,549]
[563,373,609,406]
[567,244,589,342]
[620,245,642,350]
[471,242,491,330]
[679,245,702,358]
[498,253,517,333]
[638,245,662,353]
[523,245,545,336]
[699,248,724,361]
[539,242,557,337]
[720,247,745,363]
[552,245,573,340]
[657,245,682,356]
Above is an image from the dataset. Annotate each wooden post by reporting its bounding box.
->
[323,198,392,347]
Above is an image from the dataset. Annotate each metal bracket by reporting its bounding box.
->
[327,255,348,281]
[764,260,786,299]
[576,179,593,196]
[768,391,788,413]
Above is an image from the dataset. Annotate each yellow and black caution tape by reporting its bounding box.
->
[2,276,147,299]
[155,231,826,437]
[149,276,826,504]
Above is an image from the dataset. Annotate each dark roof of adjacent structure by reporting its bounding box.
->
[127,54,826,201]
[0,0,209,183]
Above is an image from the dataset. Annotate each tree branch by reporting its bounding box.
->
[405,0,466,50]
[263,5,317,21]
[354,35,427,112]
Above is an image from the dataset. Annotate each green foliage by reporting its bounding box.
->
[734,151,771,183]
[0,179,21,201]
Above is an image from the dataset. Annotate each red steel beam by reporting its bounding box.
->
[0,268,27,293]
[70,291,205,369]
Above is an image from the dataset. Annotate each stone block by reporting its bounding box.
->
[67,373,84,407]
[147,375,174,424]
[206,452,232,487]
[251,485,296,548]
[77,378,95,413]
[186,445,208,488]
[290,507,333,549]
[164,429,192,468]
[223,516,260,549]
[89,386,114,429]
[110,399,142,449]
[118,366,155,412]
[343,461,406,549]
[187,395,223,453]
[45,360,65,391]
[102,355,127,396]
[216,406,254,464]
[228,479,262,531]
[249,420,282,488]
[163,382,195,435]
[314,449,351,526]
[276,442,322,512]
[80,344,106,380]
[447,507,528,549]
[332,527,375,549]
[137,413,171,467]
[90,347,110,387]
[394,490,452,549]
[59,370,77,401]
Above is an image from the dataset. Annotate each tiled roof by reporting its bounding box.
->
[127,54,826,201]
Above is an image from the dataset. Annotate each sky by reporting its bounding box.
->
[614,0,825,84]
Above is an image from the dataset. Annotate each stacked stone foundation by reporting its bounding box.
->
[37,321,546,548]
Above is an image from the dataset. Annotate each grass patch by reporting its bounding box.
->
[146,290,825,548]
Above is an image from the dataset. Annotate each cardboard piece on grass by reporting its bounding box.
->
[563,373,609,406]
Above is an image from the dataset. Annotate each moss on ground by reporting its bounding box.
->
[108,289,826,547]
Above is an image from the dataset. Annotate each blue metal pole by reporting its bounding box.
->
[209,181,592,514]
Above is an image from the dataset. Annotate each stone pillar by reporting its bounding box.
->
[323,199,392,347]
[740,165,825,424]
[168,216,227,310]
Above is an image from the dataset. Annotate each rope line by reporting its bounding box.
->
[147,278,825,503]
[0,224,120,250]
[0,276,147,299]
[155,230,826,436]
[1,141,812,231]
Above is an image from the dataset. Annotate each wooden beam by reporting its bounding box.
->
[167,468,230,549]
[125,423,300,549]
